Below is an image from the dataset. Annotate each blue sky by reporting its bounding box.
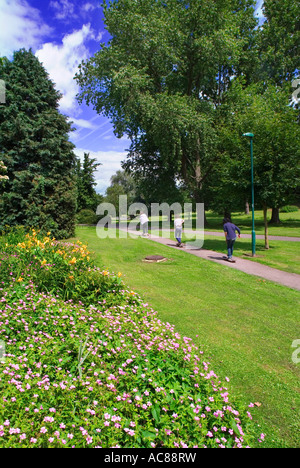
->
[0,0,265,194]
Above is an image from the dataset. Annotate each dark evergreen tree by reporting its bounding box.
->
[0,49,77,239]
[75,152,102,212]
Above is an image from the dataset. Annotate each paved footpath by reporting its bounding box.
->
[189,230,300,242]
[121,228,300,292]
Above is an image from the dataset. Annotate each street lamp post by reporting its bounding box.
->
[243,133,256,257]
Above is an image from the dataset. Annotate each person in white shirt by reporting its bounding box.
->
[174,214,184,247]
[140,211,149,237]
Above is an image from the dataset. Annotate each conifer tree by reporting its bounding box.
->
[75,152,101,212]
[0,160,8,181]
[0,49,77,239]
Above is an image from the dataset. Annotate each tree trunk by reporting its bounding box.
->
[245,200,250,215]
[270,207,280,224]
[192,191,209,227]
[263,204,269,249]
[182,136,212,227]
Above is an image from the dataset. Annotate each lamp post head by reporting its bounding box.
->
[243,132,254,138]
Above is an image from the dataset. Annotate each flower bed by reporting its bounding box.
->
[0,228,263,448]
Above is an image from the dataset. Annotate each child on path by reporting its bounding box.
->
[223,217,241,262]
[140,211,149,237]
[174,214,184,247]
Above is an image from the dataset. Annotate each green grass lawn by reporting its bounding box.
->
[145,229,300,275]
[119,208,300,237]
[71,226,300,448]
[184,235,300,275]
[204,208,300,237]
[119,207,300,274]
[210,237,299,274]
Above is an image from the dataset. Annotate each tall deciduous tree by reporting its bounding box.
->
[256,0,300,223]
[258,0,300,86]
[105,169,137,216]
[76,0,258,207]
[0,49,77,239]
[215,80,300,247]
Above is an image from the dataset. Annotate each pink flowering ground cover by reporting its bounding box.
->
[0,228,263,448]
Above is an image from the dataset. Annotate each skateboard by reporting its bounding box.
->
[223,256,236,263]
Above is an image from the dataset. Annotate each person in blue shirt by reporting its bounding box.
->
[223,218,241,262]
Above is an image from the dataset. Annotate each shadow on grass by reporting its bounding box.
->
[187,237,277,255]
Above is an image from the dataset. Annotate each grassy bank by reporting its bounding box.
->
[72,226,300,447]
[119,208,300,238]
[0,227,264,448]
[204,209,300,237]
[143,228,300,275]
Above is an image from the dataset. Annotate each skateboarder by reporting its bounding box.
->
[174,214,184,247]
[140,211,149,237]
[223,217,241,262]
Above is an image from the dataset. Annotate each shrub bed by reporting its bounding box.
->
[0,228,264,448]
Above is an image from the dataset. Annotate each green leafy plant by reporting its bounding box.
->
[0,227,264,448]
[77,336,92,381]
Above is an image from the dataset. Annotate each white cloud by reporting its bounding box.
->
[74,148,127,194]
[35,24,99,114]
[50,0,100,19]
[49,0,77,20]
[69,117,99,130]
[82,3,97,13]
[255,0,264,14]
[255,0,266,25]
[0,0,52,58]
[71,119,110,143]
[69,117,109,143]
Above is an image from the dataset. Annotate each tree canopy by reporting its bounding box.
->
[104,169,137,216]
[258,0,300,85]
[76,0,258,204]
[76,0,299,218]
[213,81,300,213]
